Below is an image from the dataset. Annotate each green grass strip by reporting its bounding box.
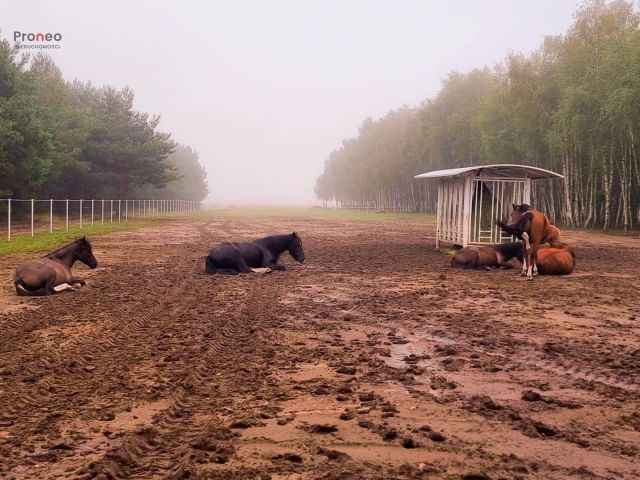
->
[0,220,154,256]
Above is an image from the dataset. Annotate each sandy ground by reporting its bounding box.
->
[0,212,639,480]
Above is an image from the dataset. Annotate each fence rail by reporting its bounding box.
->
[1,198,200,241]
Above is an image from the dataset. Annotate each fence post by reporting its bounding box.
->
[91,199,94,226]
[110,200,113,223]
[125,200,128,221]
[80,199,83,229]
[118,199,121,223]
[66,199,69,231]
[31,199,34,237]
[7,199,11,241]
[50,199,53,233]
[101,199,105,225]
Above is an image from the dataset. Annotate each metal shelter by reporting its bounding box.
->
[414,164,563,247]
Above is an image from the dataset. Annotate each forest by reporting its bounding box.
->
[0,38,208,202]
[315,0,640,230]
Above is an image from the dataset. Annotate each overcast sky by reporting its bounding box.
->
[3,0,579,205]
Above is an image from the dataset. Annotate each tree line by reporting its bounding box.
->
[0,37,208,202]
[315,0,640,230]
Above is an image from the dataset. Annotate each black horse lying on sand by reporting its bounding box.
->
[206,232,305,274]
[14,237,98,296]
[451,242,523,269]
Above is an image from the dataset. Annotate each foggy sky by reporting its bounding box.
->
[3,0,578,206]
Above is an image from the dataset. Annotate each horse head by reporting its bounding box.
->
[510,203,532,222]
[288,232,305,263]
[76,237,98,269]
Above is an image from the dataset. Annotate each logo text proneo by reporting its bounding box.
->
[13,31,63,49]
[14,31,63,42]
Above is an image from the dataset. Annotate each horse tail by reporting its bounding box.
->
[14,279,48,296]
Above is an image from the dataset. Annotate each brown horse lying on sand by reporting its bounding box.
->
[532,242,575,275]
[451,242,523,269]
[14,237,98,296]
[497,204,561,280]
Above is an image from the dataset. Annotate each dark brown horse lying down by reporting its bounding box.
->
[536,243,575,275]
[206,232,305,274]
[14,237,98,296]
[451,242,523,269]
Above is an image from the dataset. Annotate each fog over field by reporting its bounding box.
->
[3,0,576,206]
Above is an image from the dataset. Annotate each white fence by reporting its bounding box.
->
[1,198,200,241]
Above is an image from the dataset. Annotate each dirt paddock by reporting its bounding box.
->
[0,211,639,480]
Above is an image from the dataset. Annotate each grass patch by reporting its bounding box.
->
[0,219,155,256]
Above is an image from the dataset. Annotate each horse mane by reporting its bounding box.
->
[495,241,523,261]
[254,233,295,251]
[497,211,532,239]
[43,238,89,258]
[258,233,294,243]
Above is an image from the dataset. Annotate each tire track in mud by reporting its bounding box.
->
[90,280,282,479]
[0,254,194,477]
[88,223,290,479]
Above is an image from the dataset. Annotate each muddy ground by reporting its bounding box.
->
[0,211,639,480]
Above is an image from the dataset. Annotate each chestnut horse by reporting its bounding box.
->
[497,204,561,279]
[14,237,98,296]
[451,242,523,269]
[536,242,575,275]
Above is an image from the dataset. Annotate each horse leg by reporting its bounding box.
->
[45,276,59,294]
[70,277,86,286]
[235,257,253,274]
[15,273,56,296]
[531,241,540,277]
[262,252,286,271]
[522,233,534,280]
[521,232,530,276]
